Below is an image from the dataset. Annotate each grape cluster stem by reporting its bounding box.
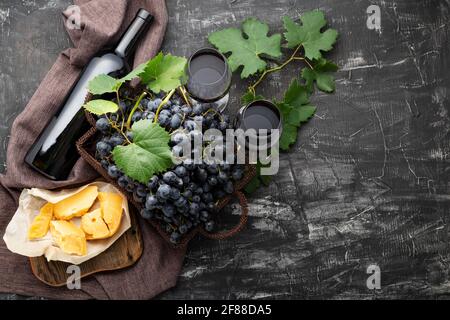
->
[178,86,192,107]
[126,92,148,129]
[105,114,132,144]
[154,89,176,123]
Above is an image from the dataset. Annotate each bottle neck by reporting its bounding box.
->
[114,9,154,59]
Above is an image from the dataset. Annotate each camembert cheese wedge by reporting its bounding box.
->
[97,192,123,236]
[81,208,110,240]
[28,202,53,240]
[50,221,87,256]
[53,186,98,220]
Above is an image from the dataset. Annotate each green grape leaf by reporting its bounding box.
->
[83,99,119,115]
[244,162,273,194]
[301,58,338,93]
[278,104,316,150]
[140,52,188,93]
[260,173,272,186]
[283,10,338,60]
[284,78,310,106]
[276,79,316,151]
[208,18,282,78]
[257,161,273,186]
[287,105,316,126]
[119,62,147,82]
[87,53,188,95]
[241,90,265,105]
[112,120,173,184]
[87,75,119,95]
[279,123,298,151]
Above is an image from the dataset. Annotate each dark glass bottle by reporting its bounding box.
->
[25,9,153,180]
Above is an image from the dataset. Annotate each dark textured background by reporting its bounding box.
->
[1,0,449,299]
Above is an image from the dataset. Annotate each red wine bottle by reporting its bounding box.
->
[25,9,153,180]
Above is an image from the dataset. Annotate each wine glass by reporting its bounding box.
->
[234,99,283,152]
[186,48,232,112]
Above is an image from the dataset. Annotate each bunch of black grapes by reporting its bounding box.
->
[95,93,244,244]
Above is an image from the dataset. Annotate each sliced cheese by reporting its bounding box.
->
[50,221,87,256]
[81,208,110,240]
[97,192,123,236]
[53,186,98,220]
[28,202,53,240]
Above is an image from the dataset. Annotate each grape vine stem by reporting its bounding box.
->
[178,86,191,107]
[105,115,131,144]
[115,86,126,131]
[126,92,147,129]
[293,57,314,69]
[202,108,223,121]
[154,89,176,123]
[248,44,313,95]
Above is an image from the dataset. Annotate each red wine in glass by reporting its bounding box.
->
[186,48,231,112]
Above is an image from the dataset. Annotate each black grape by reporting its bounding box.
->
[224,181,234,194]
[170,231,181,244]
[184,120,196,132]
[183,189,192,199]
[96,141,111,157]
[232,168,244,181]
[192,104,203,116]
[163,171,178,185]
[175,165,187,177]
[145,194,158,210]
[162,204,176,217]
[202,193,213,203]
[140,208,154,220]
[157,184,171,200]
[196,168,208,182]
[110,134,124,147]
[169,187,181,200]
[200,210,210,222]
[131,111,143,122]
[181,105,192,115]
[207,176,218,186]
[158,114,170,126]
[117,175,130,189]
[174,196,187,208]
[147,176,159,191]
[179,224,188,234]
[204,221,215,232]
[100,159,109,170]
[107,165,121,179]
[172,145,183,157]
[136,184,147,198]
[217,171,229,183]
[126,131,134,142]
[96,118,110,132]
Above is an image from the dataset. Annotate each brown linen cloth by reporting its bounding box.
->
[0,0,187,300]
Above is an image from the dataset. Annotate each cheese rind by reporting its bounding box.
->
[53,186,98,220]
[28,202,53,240]
[50,221,87,256]
[81,208,110,240]
[97,192,123,236]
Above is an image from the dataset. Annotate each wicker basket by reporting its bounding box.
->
[76,95,256,248]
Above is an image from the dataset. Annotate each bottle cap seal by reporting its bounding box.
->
[137,9,154,23]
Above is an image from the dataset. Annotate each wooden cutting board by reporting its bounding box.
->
[29,207,143,287]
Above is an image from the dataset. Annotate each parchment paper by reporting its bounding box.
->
[3,181,131,265]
